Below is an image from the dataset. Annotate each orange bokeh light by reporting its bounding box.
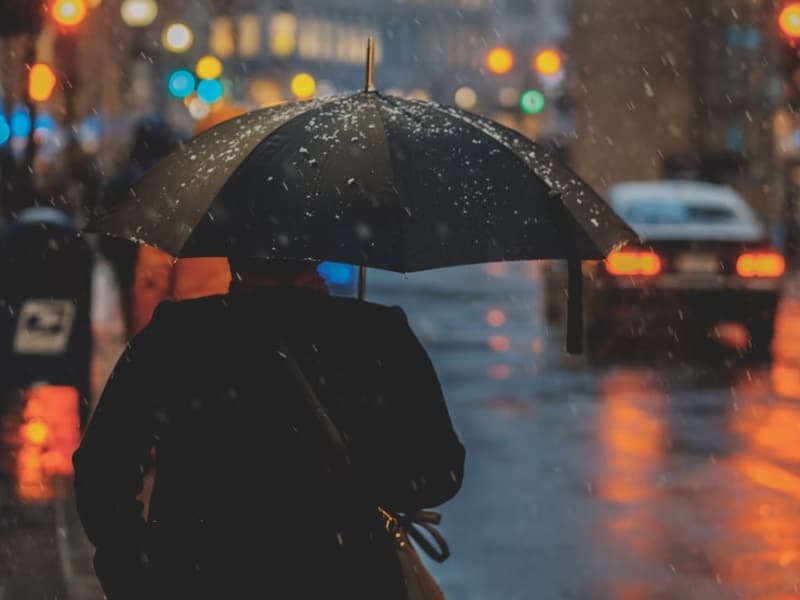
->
[486,47,514,74]
[779,3,800,39]
[533,48,563,76]
[52,0,88,27]
[28,64,57,102]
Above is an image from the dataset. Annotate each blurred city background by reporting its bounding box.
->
[3,0,800,598]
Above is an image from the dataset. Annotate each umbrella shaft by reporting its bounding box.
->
[358,265,367,300]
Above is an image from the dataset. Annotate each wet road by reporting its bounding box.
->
[3,260,800,598]
[369,263,800,600]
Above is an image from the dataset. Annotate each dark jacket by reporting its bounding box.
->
[73,287,465,599]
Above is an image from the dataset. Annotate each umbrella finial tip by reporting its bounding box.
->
[365,37,377,92]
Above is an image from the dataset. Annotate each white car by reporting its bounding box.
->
[544,180,784,359]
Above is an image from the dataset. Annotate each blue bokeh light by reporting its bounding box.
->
[34,113,55,133]
[10,107,31,138]
[318,262,356,286]
[0,115,10,145]
[168,70,195,99]
[196,79,223,103]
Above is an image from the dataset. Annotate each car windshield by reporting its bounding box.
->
[618,202,739,225]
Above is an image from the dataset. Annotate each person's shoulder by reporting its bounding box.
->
[149,294,230,328]
[323,295,409,327]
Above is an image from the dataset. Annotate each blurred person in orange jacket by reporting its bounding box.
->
[129,103,247,337]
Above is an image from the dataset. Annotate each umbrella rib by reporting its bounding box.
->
[441,107,554,191]
[370,94,407,271]
[196,99,338,256]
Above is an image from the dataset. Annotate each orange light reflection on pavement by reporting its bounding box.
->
[486,309,507,327]
[596,370,665,505]
[714,296,800,595]
[589,369,674,599]
[10,386,81,504]
[487,364,512,380]
[488,335,511,353]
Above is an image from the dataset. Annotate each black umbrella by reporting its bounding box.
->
[87,40,637,353]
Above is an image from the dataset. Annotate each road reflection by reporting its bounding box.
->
[717,297,800,595]
[595,369,668,598]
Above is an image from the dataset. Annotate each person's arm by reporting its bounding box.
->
[355,307,465,514]
[72,303,172,597]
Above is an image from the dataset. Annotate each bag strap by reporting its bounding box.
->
[271,336,450,563]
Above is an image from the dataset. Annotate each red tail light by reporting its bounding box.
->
[605,250,662,276]
[736,252,785,278]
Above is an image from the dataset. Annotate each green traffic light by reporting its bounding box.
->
[520,89,546,114]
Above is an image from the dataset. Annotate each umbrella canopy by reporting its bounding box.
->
[88,93,635,271]
[88,38,636,355]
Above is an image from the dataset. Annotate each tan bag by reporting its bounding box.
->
[380,507,448,600]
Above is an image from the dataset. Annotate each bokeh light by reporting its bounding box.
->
[195,56,223,80]
[188,97,211,120]
[11,107,31,138]
[168,70,195,98]
[454,86,478,110]
[0,116,10,145]
[197,79,224,103]
[779,3,800,39]
[120,0,157,27]
[163,23,193,53]
[519,89,546,114]
[269,12,297,57]
[52,0,87,27]
[290,73,316,99]
[33,113,56,142]
[317,262,355,286]
[533,48,563,76]
[28,64,57,102]
[486,47,514,74]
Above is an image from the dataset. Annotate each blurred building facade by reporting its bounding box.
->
[1,0,571,220]
[568,0,779,220]
[201,1,564,108]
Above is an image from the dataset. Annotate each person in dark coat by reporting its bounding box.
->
[73,257,465,599]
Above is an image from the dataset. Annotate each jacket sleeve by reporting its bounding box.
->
[72,303,172,597]
[354,307,465,514]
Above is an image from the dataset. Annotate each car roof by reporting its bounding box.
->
[607,180,765,242]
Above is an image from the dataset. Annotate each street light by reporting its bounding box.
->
[519,89,546,114]
[486,47,514,74]
[162,23,193,53]
[780,2,800,39]
[52,0,87,28]
[120,0,157,27]
[533,48,563,76]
